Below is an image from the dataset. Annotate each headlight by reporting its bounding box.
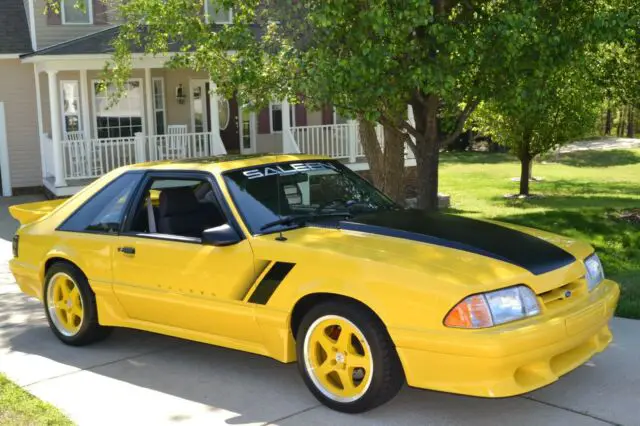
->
[584,253,604,291]
[444,285,541,329]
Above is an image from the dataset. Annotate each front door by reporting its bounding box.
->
[219,95,240,154]
[239,105,256,154]
[111,172,261,343]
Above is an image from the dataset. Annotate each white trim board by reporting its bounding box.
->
[0,103,13,196]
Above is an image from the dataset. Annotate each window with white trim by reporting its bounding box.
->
[61,0,92,24]
[152,78,166,135]
[93,80,144,139]
[60,80,81,135]
[205,0,232,24]
[270,102,296,133]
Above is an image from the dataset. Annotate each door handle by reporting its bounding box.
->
[118,246,135,255]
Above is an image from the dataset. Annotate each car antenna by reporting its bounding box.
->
[275,168,287,242]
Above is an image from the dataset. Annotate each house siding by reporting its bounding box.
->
[33,0,117,49]
[0,60,41,188]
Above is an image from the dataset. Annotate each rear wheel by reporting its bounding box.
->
[296,301,404,413]
[43,262,112,346]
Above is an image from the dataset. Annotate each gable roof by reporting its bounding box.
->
[0,0,32,54]
[20,26,130,58]
[20,24,266,58]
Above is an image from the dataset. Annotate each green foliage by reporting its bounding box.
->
[104,0,634,131]
[472,63,605,160]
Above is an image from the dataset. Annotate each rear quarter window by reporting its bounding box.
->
[58,172,143,234]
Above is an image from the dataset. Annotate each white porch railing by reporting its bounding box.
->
[148,133,217,161]
[59,132,222,180]
[61,136,139,180]
[291,123,357,160]
[290,121,416,162]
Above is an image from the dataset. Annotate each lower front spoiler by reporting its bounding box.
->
[394,280,620,397]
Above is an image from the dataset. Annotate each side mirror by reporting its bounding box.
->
[201,224,241,246]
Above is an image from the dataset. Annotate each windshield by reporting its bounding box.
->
[222,160,400,234]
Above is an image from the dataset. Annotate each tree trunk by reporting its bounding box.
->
[411,95,440,212]
[617,107,625,137]
[627,105,635,138]
[605,108,613,135]
[519,154,532,195]
[381,125,406,203]
[357,117,405,204]
[358,118,383,183]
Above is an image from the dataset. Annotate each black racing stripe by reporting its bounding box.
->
[248,262,296,304]
[339,210,576,275]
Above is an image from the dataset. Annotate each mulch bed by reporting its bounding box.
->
[610,209,640,224]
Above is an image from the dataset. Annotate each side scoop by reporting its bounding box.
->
[8,199,67,226]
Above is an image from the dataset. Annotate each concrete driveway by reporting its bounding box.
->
[1,196,639,426]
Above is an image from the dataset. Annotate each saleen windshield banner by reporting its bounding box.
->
[242,162,337,179]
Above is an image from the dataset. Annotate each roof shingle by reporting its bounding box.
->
[0,0,32,54]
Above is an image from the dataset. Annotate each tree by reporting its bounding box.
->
[473,64,603,196]
[54,0,635,211]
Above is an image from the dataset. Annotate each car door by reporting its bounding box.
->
[111,171,262,344]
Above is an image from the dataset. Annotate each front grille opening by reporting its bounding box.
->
[539,280,586,310]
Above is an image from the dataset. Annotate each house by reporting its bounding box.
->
[0,0,412,198]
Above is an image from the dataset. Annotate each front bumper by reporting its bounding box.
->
[392,279,620,397]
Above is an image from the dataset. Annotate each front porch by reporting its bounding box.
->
[28,55,415,197]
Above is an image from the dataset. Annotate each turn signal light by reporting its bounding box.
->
[444,285,541,329]
[444,294,493,328]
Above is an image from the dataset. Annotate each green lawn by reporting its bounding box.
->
[438,148,640,318]
[0,374,72,426]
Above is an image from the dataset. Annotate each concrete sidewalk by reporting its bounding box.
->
[1,196,639,425]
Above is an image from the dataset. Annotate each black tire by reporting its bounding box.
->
[43,261,112,346]
[295,300,405,413]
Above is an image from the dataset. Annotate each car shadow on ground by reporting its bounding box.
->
[4,300,632,426]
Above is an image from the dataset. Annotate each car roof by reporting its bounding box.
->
[124,153,332,174]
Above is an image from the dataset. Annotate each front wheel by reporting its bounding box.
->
[296,301,405,413]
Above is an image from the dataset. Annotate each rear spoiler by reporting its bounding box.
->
[8,199,67,226]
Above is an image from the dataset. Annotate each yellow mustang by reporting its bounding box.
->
[9,154,620,413]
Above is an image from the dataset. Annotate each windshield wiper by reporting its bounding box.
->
[260,212,352,232]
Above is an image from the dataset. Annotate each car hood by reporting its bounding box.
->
[251,210,593,292]
[336,209,581,276]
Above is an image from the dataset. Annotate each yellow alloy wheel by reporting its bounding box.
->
[47,272,84,337]
[303,315,374,403]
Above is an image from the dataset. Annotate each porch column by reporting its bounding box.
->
[80,69,91,140]
[143,67,153,162]
[34,67,46,180]
[281,99,299,153]
[347,119,358,163]
[47,70,66,187]
[208,79,226,155]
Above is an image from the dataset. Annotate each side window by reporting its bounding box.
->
[59,173,142,233]
[126,177,227,240]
